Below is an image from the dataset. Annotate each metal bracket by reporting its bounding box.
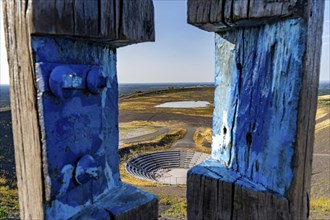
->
[36,63,106,99]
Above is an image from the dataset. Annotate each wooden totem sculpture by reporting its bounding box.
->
[2,1,157,219]
[187,0,325,219]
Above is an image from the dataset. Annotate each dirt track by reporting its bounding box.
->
[0,90,328,219]
[118,101,330,219]
[311,104,330,197]
[120,127,170,146]
[119,111,212,127]
[172,127,196,149]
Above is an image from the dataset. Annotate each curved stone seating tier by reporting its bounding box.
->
[125,151,210,184]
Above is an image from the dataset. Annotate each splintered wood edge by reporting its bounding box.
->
[187,0,305,32]
[29,0,155,46]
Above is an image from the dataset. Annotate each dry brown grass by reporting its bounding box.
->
[315,104,330,134]
[193,127,212,154]
[311,196,330,213]
[318,95,330,106]
[0,177,19,218]
[310,196,330,219]
[159,195,187,219]
[119,87,214,117]
[119,128,187,150]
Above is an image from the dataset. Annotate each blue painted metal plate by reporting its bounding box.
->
[32,37,121,218]
[36,63,108,202]
[31,37,158,219]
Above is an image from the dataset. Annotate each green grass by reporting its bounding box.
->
[159,196,187,218]
[310,196,330,213]
[319,100,330,105]
[194,127,212,154]
[1,89,329,219]
[0,177,19,218]
[318,95,330,105]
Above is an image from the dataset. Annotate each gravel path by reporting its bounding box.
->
[120,127,170,145]
[172,127,196,149]
[313,153,330,157]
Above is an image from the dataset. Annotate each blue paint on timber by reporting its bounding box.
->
[32,37,156,219]
[71,183,157,219]
[210,18,307,195]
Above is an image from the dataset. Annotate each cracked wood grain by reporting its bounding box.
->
[2,0,44,219]
[188,0,304,32]
[187,0,324,219]
[2,0,156,219]
[30,0,155,47]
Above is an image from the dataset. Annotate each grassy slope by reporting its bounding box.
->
[120,87,213,219]
[119,87,214,118]
[193,127,212,153]
[309,96,330,219]
[0,110,18,218]
[120,91,330,219]
[0,88,329,219]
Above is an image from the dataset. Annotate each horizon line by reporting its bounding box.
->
[2,81,330,86]
[0,82,215,86]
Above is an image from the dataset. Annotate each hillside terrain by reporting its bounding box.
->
[0,88,329,219]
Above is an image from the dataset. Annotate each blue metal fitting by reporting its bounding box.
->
[49,65,85,98]
[74,154,100,185]
[86,67,107,94]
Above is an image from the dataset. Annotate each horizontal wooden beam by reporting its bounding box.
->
[187,0,304,32]
[187,165,290,220]
[187,0,325,219]
[30,0,155,47]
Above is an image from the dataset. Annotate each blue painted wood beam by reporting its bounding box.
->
[211,18,306,195]
[32,37,156,219]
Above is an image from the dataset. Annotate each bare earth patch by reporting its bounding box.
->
[119,87,214,118]
[0,88,328,219]
[119,89,330,220]
[310,100,330,219]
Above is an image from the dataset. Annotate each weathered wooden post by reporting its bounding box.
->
[2,0,157,219]
[187,0,324,219]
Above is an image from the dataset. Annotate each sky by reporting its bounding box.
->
[0,1,9,85]
[322,0,330,82]
[0,0,329,84]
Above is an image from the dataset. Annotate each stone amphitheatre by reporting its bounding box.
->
[126,151,210,185]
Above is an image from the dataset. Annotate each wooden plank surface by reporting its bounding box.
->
[30,0,155,46]
[70,184,158,220]
[213,18,307,195]
[114,198,158,220]
[288,0,326,218]
[187,170,291,220]
[2,0,44,219]
[187,0,325,219]
[188,0,303,32]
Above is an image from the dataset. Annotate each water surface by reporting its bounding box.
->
[155,101,210,108]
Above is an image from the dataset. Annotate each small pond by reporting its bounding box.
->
[155,101,210,108]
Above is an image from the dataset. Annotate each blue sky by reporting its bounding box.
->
[321,0,330,82]
[1,0,329,84]
[117,0,214,83]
